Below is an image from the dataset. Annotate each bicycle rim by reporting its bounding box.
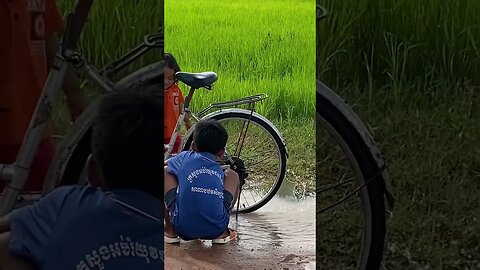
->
[56,61,165,188]
[316,112,373,269]
[183,111,287,213]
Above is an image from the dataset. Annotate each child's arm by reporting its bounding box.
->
[177,89,191,130]
[46,32,86,122]
[6,187,73,265]
[0,232,37,270]
[45,0,87,122]
[184,114,192,130]
[165,151,188,176]
[178,100,192,130]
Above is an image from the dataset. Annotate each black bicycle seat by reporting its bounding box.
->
[175,72,217,89]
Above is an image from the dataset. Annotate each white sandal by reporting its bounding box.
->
[212,228,237,244]
[164,235,180,244]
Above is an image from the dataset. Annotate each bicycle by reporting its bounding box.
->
[0,0,164,215]
[163,71,289,214]
[0,0,288,216]
[316,4,394,270]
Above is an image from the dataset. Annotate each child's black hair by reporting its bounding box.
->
[193,119,228,155]
[91,90,163,199]
[165,53,181,73]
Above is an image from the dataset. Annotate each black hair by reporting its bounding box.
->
[193,119,228,155]
[165,53,181,73]
[91,91,163,199]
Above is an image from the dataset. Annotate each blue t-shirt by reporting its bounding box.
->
[9,185,164,270]
[167,151,229,239]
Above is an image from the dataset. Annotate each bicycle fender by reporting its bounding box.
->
[43,61,165,193]
[115,61,164,92]
[180,108,289,158]
[42,98,99,193]
[317,80,394,211]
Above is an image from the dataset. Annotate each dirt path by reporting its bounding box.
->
[164,198,316,269]
[165,239,315,270]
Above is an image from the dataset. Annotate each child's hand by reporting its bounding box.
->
[184,114,192,130]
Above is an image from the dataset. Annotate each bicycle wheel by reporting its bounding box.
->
[316,80,393,269]
[182,109,288,213]
[45,61,164,189]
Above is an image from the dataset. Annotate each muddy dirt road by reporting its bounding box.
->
[164,197,315,270]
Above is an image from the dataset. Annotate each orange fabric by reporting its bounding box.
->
[0,0,65,146]
[0,0,64,192]
[164,84,184,140]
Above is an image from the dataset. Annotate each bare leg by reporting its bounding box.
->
[216,169,240,238]
[163,203,176,238]
[164,166,179,238]
[223,169,240,210]
[0,232,36,270]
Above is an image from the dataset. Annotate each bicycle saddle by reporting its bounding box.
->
[175,72,217,89]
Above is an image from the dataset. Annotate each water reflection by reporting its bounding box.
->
[165,197,315,269]
[231,197,315,251]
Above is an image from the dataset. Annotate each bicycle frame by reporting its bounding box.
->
[0,0,163,216]
[163,83,267,160]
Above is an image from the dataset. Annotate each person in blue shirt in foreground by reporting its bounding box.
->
[0,91,164,270]
[164,119,240,244]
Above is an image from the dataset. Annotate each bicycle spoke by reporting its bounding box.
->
[317,178,354,194]
[245,182,267,199]
[317,184,367,214]
[253,185,267,199]
[240,191,251,208]
[316,116,369,268]
[244,155,275,169]
[247,151,280,168]
[234,119,251,157]
[209,113,286,212]
[241,148,275,161]
[243,140,270,155]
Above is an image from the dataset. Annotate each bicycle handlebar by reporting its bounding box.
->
[62,0,95,52]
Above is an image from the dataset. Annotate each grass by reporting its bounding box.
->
[51,1,316,199]
[164,0,316,198]
[318,0,480,268]
[276,119,316,198]
[58,0,162,73]
[317,0,480,88]
[334,83,480,269]
[52,0,163,133]
[165,0,316,120]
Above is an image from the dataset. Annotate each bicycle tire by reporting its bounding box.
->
[181,109,288,213]
[317,80,392,269]
[52,61,164,188]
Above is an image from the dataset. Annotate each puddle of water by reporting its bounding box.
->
[165,196,316,269]
[304,261,316,270]
[231,196,315,252]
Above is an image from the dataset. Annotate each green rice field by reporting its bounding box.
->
[58,0,162,75]
[50,0,480,268]
[52,1,317,199]
[165,0,316,120]
[318,0,480,268]
[57,0,315,120]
